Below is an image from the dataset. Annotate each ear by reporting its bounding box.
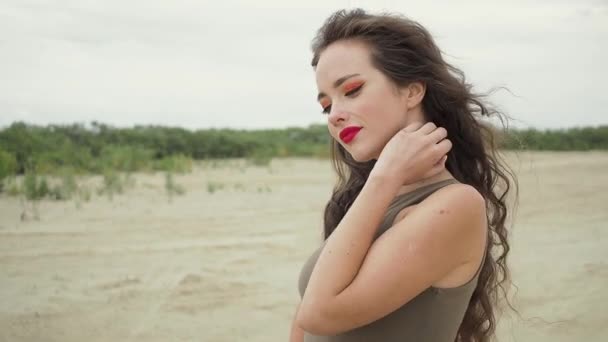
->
[404,81,426,109]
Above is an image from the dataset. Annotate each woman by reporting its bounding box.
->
[290,9,516,342]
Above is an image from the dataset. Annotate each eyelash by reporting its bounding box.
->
[321,84,363,114]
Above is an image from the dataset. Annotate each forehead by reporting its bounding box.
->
[315,40,374,86]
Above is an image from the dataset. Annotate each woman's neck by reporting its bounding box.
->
[393,169,456,197]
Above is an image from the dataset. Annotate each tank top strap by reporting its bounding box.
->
[375,178,460,239]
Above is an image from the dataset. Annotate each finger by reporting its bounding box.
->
[431,155,447,168]
[427,127,448,143]
[434,139,453,155]
[417,122,437,135]
[424,156,447,179]
[402,121,425,132]
[435,155,448,166]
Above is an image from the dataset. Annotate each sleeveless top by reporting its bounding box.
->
[297,179,486,342]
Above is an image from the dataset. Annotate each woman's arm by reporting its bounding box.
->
[290,301,305,342]
[296,122,486,335]
[296,174,486,335]
[295,173,399,330]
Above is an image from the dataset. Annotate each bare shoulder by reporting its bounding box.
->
[410,182,487,240]
[393,183,486,226]
[390,183,488,285]
[409,183,488,286]
[427,183,486,213]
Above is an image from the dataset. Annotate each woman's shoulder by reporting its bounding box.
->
[391,181,484,226]
[426,182,484,208]
[389,182,487,285]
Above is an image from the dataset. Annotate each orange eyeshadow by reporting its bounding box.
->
[343,80,364,93]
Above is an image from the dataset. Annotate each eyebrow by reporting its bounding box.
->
[317,73,361,101]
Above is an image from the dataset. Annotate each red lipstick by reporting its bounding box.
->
[339,126,362,143]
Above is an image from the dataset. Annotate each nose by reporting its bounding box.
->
[328,106,349,127]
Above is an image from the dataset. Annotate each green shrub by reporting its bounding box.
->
[165,172,186,201]
[98,145,153,172]
[23,171,48,201]
[0,147,17,191]
[4,177,20,196]
[247,148,274,167]
[206,181,225,194]
[48,170,78,200]
[98,169,124,200]
[154,154,193,173]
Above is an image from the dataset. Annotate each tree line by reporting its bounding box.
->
[1,121,607,181]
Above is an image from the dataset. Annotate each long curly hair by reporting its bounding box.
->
[311,9,518,342]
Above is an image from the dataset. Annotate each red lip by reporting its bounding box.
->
[339,126,362,143]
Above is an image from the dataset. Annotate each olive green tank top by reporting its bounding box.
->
[298,179,485,342]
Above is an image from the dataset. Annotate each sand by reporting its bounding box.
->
[0,152,607,341]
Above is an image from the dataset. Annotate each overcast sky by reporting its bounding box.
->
[1,0,606,130]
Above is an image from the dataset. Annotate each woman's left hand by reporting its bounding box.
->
[370,121,452,186]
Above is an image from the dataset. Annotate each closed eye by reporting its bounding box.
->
[320,84,364,115]
[345,84,363,97]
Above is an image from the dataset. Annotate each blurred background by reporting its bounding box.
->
[0,1,606,341]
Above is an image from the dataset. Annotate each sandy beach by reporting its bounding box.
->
[1,151,607,341]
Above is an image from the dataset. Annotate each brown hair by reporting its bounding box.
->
[311,9,517,342]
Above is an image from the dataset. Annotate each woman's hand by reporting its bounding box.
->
[370,121,451,186]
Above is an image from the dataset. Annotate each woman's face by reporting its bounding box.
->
[315,40,417,162]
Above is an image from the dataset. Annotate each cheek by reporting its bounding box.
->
[379,91,406,123]
[358,94,401,125]
[354,90,386,121]
[362,93,406,147]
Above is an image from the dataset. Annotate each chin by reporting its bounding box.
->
[336,137,379,163]
[347,147,376,163]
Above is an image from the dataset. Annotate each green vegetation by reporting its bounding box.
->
[97,169,133,200]
[206,181,225,194]
[1,121,607,196]
[23,170,48,201]
[0,146,17,192]
[501,126,608,151]
[165,172,186,202]
[0,122,330,180]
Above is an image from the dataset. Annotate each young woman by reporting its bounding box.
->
[290,9,516,342]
